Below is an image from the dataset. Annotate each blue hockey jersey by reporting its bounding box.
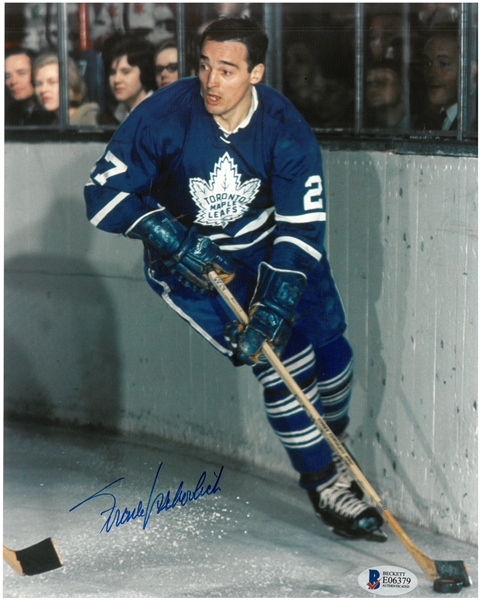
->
[84,77,328,277]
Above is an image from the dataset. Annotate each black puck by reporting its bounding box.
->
[433,577,464,593]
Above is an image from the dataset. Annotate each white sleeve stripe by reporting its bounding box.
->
[274,236,322,261]
[90,191,130,226]
[219,225,276,251]
[235,206,275,236]
[209,232,231,241]
[209,207,275,242]
[125,208,166,235]
[275,212,326,223]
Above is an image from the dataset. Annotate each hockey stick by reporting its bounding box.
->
[207,270,472,591]
[3,538,63,576]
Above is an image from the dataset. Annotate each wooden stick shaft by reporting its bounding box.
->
[208,270,439,581]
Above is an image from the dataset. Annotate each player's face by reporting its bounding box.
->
[34,63,60,111]
[5,54,35,101]
[155,48,178,88]
[424,37,458,109]
[199,39,264,130]
[109,55,146,109]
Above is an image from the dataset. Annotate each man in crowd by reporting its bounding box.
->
[84,16,385,541]
[422,26,459,130]
[5,47,54,126]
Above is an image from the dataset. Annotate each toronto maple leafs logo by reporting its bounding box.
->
[189,153,261,228]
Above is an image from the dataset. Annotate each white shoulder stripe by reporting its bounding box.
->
[274,236,322,261]
[209,207,275,242]
[276,212,326,223]
[90,191,129,226]
[236,206,275,237]
[220,225,276,251]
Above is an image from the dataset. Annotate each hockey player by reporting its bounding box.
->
[84,16,384,541]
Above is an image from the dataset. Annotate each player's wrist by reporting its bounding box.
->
[127,212,187,258]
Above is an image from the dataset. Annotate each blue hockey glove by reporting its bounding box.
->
[224,262,307,365]
[128,212,235,293]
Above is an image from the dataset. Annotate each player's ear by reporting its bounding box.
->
[250,63,264,85]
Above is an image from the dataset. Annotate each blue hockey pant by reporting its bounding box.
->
[144,250,352,489]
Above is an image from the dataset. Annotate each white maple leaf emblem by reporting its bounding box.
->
[189,152,261,228]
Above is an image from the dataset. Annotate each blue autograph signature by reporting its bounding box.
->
[69,462,224,533]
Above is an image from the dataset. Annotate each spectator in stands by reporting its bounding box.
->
[418,3,458,28]
[32,52,100,126]
[283,33,354,128]
[315,49,355,128]
[365,60,410,129]
[283,39,323,123]
[155,38,179,88]
[5,47,54,126]
[368,12,403,62]
[106,36,156,123]
[89,3,176,49]
[421,25,459,130]
[197,3,252,35]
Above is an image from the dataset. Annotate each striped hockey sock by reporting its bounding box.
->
[254,344,334,479]
[315,336,354,436]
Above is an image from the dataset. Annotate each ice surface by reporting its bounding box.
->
[3,421,478,598]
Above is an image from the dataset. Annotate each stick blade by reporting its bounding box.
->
[14,538,63,576]
[434,560,472,588]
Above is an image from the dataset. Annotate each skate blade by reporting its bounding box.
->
[361,528,388,542]
[331,526,388,543]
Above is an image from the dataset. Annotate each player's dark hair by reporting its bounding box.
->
[110,36,156,92]
[200,16,269,72]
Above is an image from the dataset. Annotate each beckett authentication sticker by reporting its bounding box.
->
[358,565,418,596]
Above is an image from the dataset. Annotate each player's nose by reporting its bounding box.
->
[206,69,218,88]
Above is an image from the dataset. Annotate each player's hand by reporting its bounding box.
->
[224,263,306,365]
[164,227,235,293]
[224,308,292,365]
[127,212,234,293]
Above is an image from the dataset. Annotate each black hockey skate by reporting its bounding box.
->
[308,475,387,542]
[332,449,364,499]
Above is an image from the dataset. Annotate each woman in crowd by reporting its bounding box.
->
[154,38,179,89]
[106,36,156,124]
[33,52,99,126]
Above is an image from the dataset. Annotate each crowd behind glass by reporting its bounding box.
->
[4,2,478,136]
